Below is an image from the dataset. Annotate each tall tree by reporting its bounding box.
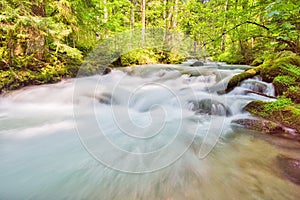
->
[141,0,146,45]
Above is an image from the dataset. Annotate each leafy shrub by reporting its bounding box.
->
[216,51,244,64]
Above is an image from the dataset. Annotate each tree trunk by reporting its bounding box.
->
[28,1,45,61]
[103,0,108,38]
[163,0,167,21]
[221,0,229,52]
[141,0,146,46]
[103,0,108,23]
[31,2,46,17]
[130,1,135,30]
[172,0,178,29]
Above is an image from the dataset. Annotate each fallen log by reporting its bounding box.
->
[244,90,276,99]
[225,66,261,93]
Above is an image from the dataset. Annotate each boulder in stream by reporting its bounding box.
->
[231,117,300,144]
[102,67,112,75]
[231,118,288,135]
[190,61,204,67]
[244,100,300,133]
[277,155,300,185]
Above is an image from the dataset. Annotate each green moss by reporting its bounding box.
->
[234,52,300,134]
[111,48,185,67]
[244,100,268,117]
[263,97,294,114]
[273,75,297,95]
[245,98,300,133]
[120,48,157,66]
[273,75,296,86]
[293,107,300,115]
[260,55,300,82]
[244,98,294,118]
[283,86,300,104]
[0,63,78,93]
[273,51,297,59]
[225,66,261,93]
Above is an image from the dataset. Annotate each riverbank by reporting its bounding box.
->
[0,48,185,94]
[3,49,300,139]
[227,51,300,137]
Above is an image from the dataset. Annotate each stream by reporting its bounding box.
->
[1,62,300,199]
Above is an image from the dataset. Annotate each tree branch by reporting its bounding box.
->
[205,21,270,45]
[253,35,298,52]
[244,21,270,31]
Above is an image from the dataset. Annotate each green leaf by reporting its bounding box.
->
[267,10,280,17]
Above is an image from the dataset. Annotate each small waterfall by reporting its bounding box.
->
[229,77,275,97]
[187,99,231,116]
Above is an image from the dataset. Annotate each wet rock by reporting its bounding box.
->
[96,93,117,105]
[244,100,300,133]
[277,155,300,185]
[231,118,287,134]
[260,54,300,83]
[188,99,231,116]
[241,80,268,93]
[102,67,112,75]
[190,61,204,67]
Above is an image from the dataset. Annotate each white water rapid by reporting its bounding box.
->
[1,64,300,200]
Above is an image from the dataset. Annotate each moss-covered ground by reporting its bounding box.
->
[238,51,300,134]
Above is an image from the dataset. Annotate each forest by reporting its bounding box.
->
[0,0,299,91]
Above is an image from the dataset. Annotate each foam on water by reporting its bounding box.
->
[0,65,299,199]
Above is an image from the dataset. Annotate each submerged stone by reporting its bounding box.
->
[277,155,300,185]
[231,118,287,134]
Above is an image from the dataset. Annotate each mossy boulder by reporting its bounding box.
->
[111,48,185,67]
[260,55,300,83]
[190,61,204,67]
[231,118,287,134]
[244,99,300,133]
[225,66,261,93]
[0,64,78,93]
[243,100,267,116]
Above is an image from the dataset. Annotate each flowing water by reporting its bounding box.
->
[1,63,300,199]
